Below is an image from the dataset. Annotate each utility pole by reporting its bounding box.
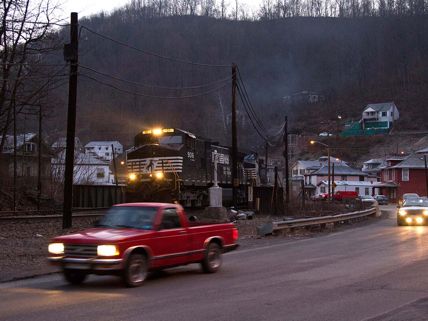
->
[63,12,79,229]
[424,155,428,196]
[284,116,290,205]
[231,63,238,208]
[332,162,335,197]
[37,105,42,210]
[273,166,278,215]
[327,147,331,201]
[265,142,268,183]
[111,144,118,188]
[13,99,17,212]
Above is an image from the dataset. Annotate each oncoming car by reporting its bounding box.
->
[397,197,428,226]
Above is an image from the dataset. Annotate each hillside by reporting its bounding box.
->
[45,12,428,150]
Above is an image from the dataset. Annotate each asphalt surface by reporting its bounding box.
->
[3,205,428,321]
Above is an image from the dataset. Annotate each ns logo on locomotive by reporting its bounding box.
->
[126,127,258,207]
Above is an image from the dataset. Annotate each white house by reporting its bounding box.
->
[292,156,348,180]
[362,158,386,177]
[84,141,123,161]
[316,180,380,197]
[52,150,114,185]
[362,102,399,130]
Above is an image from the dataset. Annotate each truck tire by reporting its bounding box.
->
[397,218,405,226]
[201,242,222,273]
[63,269,87,285]
[122,253,148,287]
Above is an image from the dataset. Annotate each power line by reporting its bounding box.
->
[236,84,271,144]
[0,74,68,82]
[80,73,230,99]
[78,64,232,90]
[236,67,269,133]
[80,25,231,69]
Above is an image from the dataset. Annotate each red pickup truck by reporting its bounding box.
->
[48,203,239,287]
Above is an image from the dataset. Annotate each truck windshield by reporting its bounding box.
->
[403,198,428,207]
[97,206,158,230]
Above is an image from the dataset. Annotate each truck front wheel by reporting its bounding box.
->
[63,269,87,285]
[201,242,222,273]
[122,253,148,287]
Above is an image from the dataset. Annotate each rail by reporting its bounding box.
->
[264,207,378,235]
[0,208,108,220]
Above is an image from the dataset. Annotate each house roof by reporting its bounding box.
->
[416,147,428,154]
[364,158,383,164]
[392,154,426,169]
[297,160,321,168]
[310,165,367,176]
[1,133,37,153]
[364,102,396,113]
[318,180,376,187]
[53,150,110,165]
[85,141,122,148]
[52,137,81,149]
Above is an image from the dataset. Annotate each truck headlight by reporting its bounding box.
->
[97,245,119,256]
[423,210,428,216]
[416,217,424,224]
[48,243,64,255]
[398,209,407,216]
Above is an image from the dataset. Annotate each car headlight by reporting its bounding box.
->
[398,208,407,216]
[97,245,119,256]
[48,243,64,255]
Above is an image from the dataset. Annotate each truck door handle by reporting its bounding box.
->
[179,230,186,234]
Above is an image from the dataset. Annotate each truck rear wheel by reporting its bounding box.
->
[201,242,222,273]
[122,253,148,287]
[63,269,87,285]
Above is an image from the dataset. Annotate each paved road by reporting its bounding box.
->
[3,205,428,321]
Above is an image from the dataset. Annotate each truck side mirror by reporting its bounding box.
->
[188,215,198,222]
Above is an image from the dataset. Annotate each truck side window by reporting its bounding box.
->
[160,208,182,229]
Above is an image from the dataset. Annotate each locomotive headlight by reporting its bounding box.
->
[155,172,164,180]
[152,128,163,136]
[128,173,137,181]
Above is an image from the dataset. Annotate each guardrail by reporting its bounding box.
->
[257,207,378,236]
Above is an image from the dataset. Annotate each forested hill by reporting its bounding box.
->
[50,10,428,148]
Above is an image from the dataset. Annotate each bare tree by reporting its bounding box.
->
[0,0,62,160]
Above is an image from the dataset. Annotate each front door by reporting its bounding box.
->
[152,208,190,267]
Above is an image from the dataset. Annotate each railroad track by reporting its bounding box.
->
[0,208,108,220]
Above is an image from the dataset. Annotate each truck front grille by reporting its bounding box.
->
[65,244,97,258]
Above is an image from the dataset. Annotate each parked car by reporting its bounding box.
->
[48,203,239,287]
[334,191,358,201]
[397,197,428,226]
[374,195,389,205]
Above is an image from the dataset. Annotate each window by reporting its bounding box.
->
[24,142,36,153]
[381,111,387,117]
[402,168,409,181]
[355,187,360,195]
[26,166,31,177]
[105,152,110,156]
[365,188,370,195]
[341,175,347,180]
[160,209,181,229]
[96,168,105,178]
[299,169,305,175]
[320,186,326,193]
[105,147,109,150]
[292,169,298,176]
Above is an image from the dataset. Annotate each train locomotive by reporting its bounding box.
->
[126,127,259,207]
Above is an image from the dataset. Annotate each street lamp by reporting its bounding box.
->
[310,140,331,200]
